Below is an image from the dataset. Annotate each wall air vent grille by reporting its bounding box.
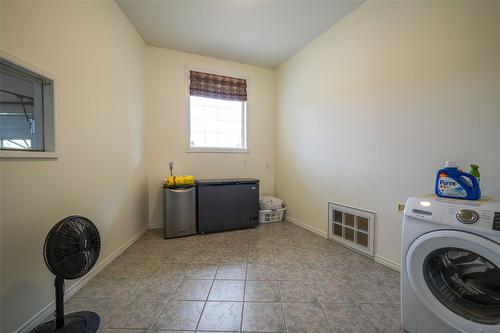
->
[328,202,375,257]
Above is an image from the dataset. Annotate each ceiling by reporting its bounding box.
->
[116,0,364,68]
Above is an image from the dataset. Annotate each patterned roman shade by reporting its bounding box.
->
[190,71,247,102]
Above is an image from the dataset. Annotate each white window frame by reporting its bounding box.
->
[185,67,250,154]
[0,50,59,159]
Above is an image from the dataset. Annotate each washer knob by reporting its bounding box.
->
[456,209,479,224]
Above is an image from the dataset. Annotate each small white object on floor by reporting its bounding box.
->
[259,196,284,210]
[259,207,286,224]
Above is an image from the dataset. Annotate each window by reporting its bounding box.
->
[188,70,247,152]
[0,56,54,152]
[189,96,246,150]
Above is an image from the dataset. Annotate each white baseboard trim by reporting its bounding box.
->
[375,255,401,272]
[286,216,400,273]
[149,222,163,229]
[285,215,328,239]
[14,225,149,333]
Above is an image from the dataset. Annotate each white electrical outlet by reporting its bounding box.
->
[396,202,406,213]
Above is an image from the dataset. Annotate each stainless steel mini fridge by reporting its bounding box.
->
[163,185,197,239]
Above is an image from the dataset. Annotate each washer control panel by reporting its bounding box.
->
[456,209,479,224]
[406,196,500,235]
[493,212,500,231]
[443,203,499,234]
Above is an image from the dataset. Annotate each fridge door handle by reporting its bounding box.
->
[167,187,195,193]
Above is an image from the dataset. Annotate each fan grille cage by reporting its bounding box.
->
[44,216,101,280]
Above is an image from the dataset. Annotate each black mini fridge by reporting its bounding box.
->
[197,178,259,234]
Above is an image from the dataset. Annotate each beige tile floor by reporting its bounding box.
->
[60,221,403,332]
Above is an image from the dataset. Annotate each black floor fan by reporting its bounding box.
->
[31,216,101,333]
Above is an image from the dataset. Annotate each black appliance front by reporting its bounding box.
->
[423,247,500,325]
[197,179,259,234]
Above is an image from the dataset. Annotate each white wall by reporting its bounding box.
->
[0,2,148,332]
[146,46,274,227]
[275,1,500,266]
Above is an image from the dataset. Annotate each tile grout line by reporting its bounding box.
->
[148,269,185,332]
[194,262,218,331]
[240,261,248,332]
[148,300,168,333]
[277,279,288,333]
[318,302,335,333]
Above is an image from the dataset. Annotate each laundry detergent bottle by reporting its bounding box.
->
[435,161,481,200]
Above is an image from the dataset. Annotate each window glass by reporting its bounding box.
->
[189,95,246,150]
[0,58,53,151]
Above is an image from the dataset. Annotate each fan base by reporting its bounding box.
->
[31,311,99,333]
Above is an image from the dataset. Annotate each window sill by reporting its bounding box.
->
[186,147,250,154]
[0,150,59,159]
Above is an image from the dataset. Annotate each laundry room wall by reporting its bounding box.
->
[275,1,500,268]
[145,46,275,227]
[0,2,148,332]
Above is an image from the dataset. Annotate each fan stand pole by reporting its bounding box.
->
[54,276,65,328]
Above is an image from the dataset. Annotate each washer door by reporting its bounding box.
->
[406,230,500,332]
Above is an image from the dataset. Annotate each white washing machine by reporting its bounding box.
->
[401,196,500,333]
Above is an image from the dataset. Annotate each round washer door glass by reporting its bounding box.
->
[424,247,500,325]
